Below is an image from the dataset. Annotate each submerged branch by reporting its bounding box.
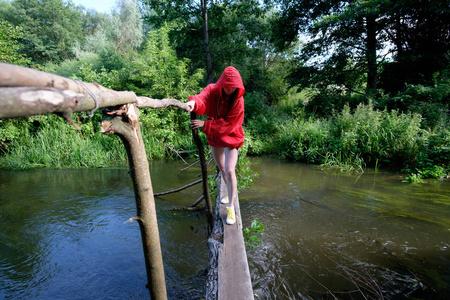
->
[154,179,203,196]
[299,197,333,211]
[190,195,205,207]
[178,159,200,175]
[167,146,188,164]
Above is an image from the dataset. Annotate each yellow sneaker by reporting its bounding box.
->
[220,195,229,204]
[226,206,236,225]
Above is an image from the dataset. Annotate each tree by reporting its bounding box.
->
[0,20,30,66]
[141,0,290,103]
[129,24,204,99]
[0,0,86,64]
[110,0,143,55]
[377,0,450,94]
[200,0,213,83]
[273,0,450,95]
[273,0,388,93]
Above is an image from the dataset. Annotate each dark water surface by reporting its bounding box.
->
[241,157,450,299]
[1,157,449,299]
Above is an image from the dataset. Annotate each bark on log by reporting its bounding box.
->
[206,175,225,299]
[0,87,136,119]
[0,62,112,93]
[0,87,192,120]
[0,63,191,120]
[101,104,167,300]
[137,96,190,111]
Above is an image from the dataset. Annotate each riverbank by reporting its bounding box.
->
[0,99,448,182]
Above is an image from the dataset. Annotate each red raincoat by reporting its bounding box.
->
[189,66,245,148]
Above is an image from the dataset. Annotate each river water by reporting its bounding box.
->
[0,157,449,299]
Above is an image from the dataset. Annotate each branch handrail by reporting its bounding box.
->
[0,63,190,120]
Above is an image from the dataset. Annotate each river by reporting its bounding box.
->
[0,157,449,299]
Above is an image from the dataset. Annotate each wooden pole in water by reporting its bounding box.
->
[101,104,167,300]
[190,112,214,232]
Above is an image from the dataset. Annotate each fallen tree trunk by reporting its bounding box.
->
[0,87,136,119]
[0,63,190,120]
[0,62,113,93]
[0,63,208,299]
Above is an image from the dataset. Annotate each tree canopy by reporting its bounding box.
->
[0,0,448,110]
[272,0,450,95]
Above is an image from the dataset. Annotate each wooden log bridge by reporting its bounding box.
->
[0,63,253,299]
[206,174,254,299]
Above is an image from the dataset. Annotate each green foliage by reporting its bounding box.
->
[379,68,450,131]
[138,107,194,160]
[403,128,450,182]
[208,173,218,201]
[243,219,265,250]
[236,154,259,191]
[0,20,30,65]
[142,0,290,103]
[403,166,447,183]
[260,101,437,172]
[109,0,143,55]
[129,24,204,99]
[74,62,122,90]
[0,115,127,169]
[1,0,448,180]
[330,102,424,168]
[244,92,284,155]
[274,0,449,96]
[0,0,87,64]
[0,119,21,143]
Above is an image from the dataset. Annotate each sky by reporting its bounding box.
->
[70,0,115,13]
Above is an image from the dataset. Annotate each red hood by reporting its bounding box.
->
[214,66,245,98]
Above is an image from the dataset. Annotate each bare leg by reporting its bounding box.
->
[224,147,239,208]
[211,146,226,184]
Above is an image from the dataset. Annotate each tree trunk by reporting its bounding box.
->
[366,15,378,92]
[101,104,167,300]
[190,112,214,232]
[201,0,213,84]
[394,12,404,60]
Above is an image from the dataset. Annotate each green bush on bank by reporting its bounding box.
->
[0,115,126,169]
[0,108,198,170]
[1,94,448,181]
[244,92,448,177]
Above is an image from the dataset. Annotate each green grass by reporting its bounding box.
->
[0,115,127,170]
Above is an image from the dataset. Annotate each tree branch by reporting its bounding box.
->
[0,63,191,120]
[154,179,203,196]
[137,96,190,111]
[0,87,136,119]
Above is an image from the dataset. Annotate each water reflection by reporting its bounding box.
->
[1,157,449,299]
[0,163,208,299]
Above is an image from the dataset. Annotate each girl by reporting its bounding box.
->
[186,66,245,225]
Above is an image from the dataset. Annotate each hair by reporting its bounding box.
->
[222,88,240,118]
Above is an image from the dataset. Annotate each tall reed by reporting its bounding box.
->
[0,115,127,170]
[270,102,427,171]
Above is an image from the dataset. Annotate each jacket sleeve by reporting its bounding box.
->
[203,97,244,137]
[188,84,214,116]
